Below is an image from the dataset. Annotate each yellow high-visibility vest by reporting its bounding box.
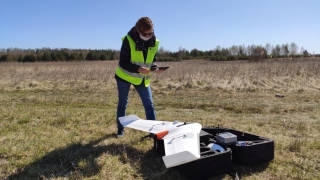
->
[116,35,159,87]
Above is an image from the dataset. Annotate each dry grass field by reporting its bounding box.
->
[0,58,320,180]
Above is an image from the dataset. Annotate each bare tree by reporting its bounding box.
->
[247,45,252,56]
[289,42,298,57]
[248,44,266,62]
[238,45,245,55]
[229,45,238,56]
[299,46,305,55]
[157,46,170,57]
[264,43,272,57]
[178,46,186,58]
[280,44,289,57]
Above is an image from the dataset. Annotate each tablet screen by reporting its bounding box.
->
[151,66,170,71]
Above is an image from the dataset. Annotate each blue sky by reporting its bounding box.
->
[1,0,319,54]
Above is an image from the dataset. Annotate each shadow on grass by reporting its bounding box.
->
[6,133,271,180]
[232,161,271,179]
[6,133,182,180]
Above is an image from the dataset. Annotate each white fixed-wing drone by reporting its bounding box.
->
[119,115,224,168]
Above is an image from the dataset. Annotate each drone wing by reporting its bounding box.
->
[119,115,202,168]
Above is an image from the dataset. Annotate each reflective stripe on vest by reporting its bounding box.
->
[116,35,159,87]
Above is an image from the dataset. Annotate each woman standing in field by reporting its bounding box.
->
[114,17,163,137]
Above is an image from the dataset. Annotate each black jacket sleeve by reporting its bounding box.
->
[151,54,158,69]
[119,37,140,73]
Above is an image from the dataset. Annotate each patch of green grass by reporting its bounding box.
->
[287,139,303,152]
[2,87,319,179]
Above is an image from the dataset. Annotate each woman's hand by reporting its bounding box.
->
[138,67,151,75]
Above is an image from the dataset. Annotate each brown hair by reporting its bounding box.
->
[135,17,153,32]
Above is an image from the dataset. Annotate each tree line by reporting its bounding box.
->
[156,42,317,61]
[0,42,318,63]
[0,48,119,63]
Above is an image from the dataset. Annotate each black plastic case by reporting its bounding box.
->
[154,127,274,179]
[202,127,274,165]
[155,130,233,180]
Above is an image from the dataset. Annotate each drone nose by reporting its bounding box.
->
[155,130,169,140]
